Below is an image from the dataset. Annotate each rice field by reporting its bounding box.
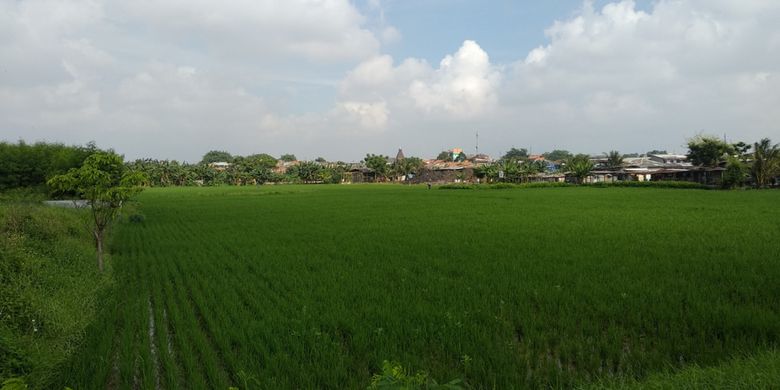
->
[59,185,780,389]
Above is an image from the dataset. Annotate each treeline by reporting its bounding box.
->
[0,141,99,191]
[128,153,349,186]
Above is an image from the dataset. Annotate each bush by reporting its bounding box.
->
[585,181,708,189]
[0,204,111,387]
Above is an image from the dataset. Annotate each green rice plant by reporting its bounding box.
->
[55,185,780,388]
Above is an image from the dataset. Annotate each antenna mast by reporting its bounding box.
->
[475,131,479,155]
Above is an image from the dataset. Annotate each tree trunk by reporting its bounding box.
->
[95,230,104,272]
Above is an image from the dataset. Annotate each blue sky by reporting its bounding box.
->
[1,0,778,161]
[370,1,649,64]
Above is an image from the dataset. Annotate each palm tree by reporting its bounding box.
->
[751,138,780,188]
[566,155,595,184]
[605,150,624,170]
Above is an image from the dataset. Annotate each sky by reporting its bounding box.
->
[1,0,779,162]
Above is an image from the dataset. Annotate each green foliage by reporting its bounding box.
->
[58,186,780,388]
[392,157,424,182]
[751,138,780,188]
[200,150,233,165]
[435,151,452,161]
[0,378,27,390]
[368,361,462,390]
[364,154,390,180]
[605,150,624,169]
[280,154,297,162]
[686,135,735,167]
[587,349,780,389]
[0,203,111,387]
[501,147,528,161]
[585,181,707,189]
[722,156,749,189]
[0,140,98,192]
[646,150,667,155]
[286,161,323,183]
[47,152,147,271]
[564,154,595,184]
[542,149,573,161]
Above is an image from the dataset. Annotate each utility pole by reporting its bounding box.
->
[475,131,479,155]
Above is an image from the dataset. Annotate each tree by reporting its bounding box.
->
[200,150,233,165]
[393,157,424,182]
[542,150,573,162]
[436,151,452,162]
[48,152,147,272]
[605,150,624,170]
[315,157,327,163]
[280,154,297,162]
[686,136,734,166]
[565,154,594,184]
[647,150,667,155]
[364,154,389,181]
[751,138,780,188]
[722,156,748,189]
[501,148,528,161]
[290,161,322,183]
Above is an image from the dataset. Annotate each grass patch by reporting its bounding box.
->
[0,202,112,387]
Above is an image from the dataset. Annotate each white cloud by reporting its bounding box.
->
[2,0,780,161]
[408,40,500,117]
[339,40,500,121]
[501,0,780,151]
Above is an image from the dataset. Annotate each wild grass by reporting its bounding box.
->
[57,185,780,388]
[0,202,111,387]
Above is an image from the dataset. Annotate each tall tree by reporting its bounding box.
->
[605,150,624,170]
[686,136,734,166]
[48,152,147,272]
[751,138,780,188]
[501,148,528,161]
[280,154,297,162]
[364,154,389,181]
[542,150,573,162]
[565,154,595,184]
[200,150,233,164]
[393,157,424,182]
[436,151,452,162]
[722,156,748,189]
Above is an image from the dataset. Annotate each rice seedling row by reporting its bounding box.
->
[59,185,780,389]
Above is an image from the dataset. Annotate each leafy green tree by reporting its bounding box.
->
[0,140,98,191]
[47,152,147,272]
[542,150,573,162]
[291,161,322,183]
[315,157,327,163]
[454,152,467,162]
[565,154,595,184]
[647,150,667,155]
[364,154,389,181]
[686,136,735,166]
[280,154,297,162]
[393,157,424,182]
[732,142,751,159]
[200,150,233,165]
[722,156,748,189]
[496,159,520,182]
[436,151,452,162]
[501,148,528,161]
[751,138,780,188]
[473,164,498,183]
[605,150,624,170]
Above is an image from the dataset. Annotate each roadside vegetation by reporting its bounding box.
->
[0,199,112,388]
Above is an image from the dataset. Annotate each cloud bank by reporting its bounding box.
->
[1,0,779,161]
